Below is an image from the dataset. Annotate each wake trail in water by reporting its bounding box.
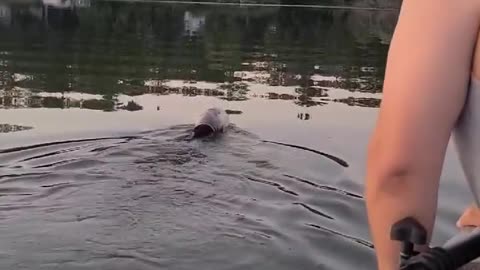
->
[261,140,349,168]
[0,126,365,270]
[0,136,141,154]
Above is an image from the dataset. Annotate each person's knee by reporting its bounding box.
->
[457,204,480,228]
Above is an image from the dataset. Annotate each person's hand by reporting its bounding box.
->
[457,204,480,228]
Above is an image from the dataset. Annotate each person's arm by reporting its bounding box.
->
[365,1,480,269]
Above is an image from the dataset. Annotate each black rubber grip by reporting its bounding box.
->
[400,248,453,270]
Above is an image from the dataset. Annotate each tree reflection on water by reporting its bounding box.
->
[0,0,398,112]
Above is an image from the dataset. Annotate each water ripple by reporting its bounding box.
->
[243,174,299,197]
[0,172,50,181]
[306,223,374,249]
[293,203,334,220]
[0,125,367,269]
[284,174,363,199]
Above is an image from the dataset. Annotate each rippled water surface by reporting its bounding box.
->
[0,0,473,269]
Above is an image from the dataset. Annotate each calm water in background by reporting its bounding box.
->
[0,0,473,269]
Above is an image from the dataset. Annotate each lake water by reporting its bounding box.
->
[0,0,474,269]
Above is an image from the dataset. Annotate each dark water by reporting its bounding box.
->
[0,0,473,269]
